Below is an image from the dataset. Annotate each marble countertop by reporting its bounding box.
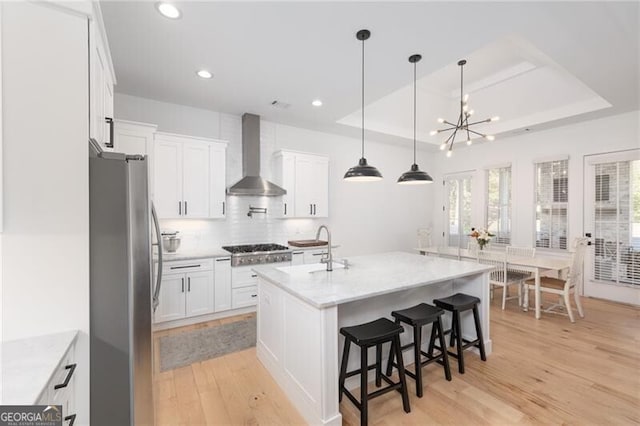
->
[156,249,230,262]
[253,251,493,309]
[1,330,78,404]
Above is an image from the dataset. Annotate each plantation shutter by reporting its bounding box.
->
[535,159,569,249]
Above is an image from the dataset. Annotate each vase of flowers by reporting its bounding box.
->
[469,228,495,250]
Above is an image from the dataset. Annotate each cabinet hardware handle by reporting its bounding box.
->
[170,264,201,270]
[310,204,313,215]
[179,201,182,215]
[284,203,287,215]
[292,251,304,255]
[312,252,327,256]
[105,117,114,148]
[222,201,225,215]
[54,364,77,390]
[181,278,185,293]
[188,277,191,292]
[64,414,76,426]
[251,294,257,298]
[251,274,258,278]
[216,258,230,262]
[185,201,188,216]
[313,204,316,215]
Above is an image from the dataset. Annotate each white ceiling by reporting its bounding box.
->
[101,1,639,149]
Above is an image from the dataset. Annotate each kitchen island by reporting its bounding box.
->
[253,251,493,425]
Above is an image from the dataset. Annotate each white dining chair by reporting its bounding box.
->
[506,245,536,304]
[523,238,588,322]
[477,251,527,310]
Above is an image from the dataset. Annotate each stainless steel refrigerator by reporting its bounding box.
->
[89,139,162,425]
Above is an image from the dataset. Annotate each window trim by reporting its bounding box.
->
[533,158,570,252]
[484,164,512,246]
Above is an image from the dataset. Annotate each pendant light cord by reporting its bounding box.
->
[361,36,365,159]
[413,60,417,165]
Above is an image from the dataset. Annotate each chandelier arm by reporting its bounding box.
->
[437,125,458,132]
[466,118,493,126]
[467,128,488,137]
[441,120,459,128]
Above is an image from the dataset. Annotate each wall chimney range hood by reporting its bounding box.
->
[227,113,286,196]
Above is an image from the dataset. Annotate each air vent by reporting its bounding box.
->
[270,100,291,109]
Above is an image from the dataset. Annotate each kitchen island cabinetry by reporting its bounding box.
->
[274,150,329,218]
[253,252,492,425]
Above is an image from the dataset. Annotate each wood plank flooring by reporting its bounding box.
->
[153,295,640,425]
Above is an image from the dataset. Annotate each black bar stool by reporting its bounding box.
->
[433,293,486,374]
[339,318,411,426]
[385,303,452,397]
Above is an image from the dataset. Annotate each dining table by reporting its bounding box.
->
[417,246,573,319]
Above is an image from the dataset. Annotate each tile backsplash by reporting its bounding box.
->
[160,196,322,251]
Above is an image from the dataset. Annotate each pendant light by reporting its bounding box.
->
[398,54,433,185]
[344,29,383,182]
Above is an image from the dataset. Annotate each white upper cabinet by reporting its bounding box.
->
[113,120,157,156]
[182,142,210,218]
[209,144,227,218]
[89,16,115,152]
[153,132,227,219]
[274,150,329,218]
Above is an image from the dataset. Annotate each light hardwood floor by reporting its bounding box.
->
[153,295,640,425]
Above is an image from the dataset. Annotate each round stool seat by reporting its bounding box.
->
[340,318,403,346]
[391,303,443,326]
[434,293,480,311]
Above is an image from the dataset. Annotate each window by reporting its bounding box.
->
[535,159,568,250]
[445,175,472,248]
[486,166,511,244]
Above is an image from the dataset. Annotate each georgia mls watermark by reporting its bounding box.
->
[0,405,62,426]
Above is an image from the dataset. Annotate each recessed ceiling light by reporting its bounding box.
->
[311,99,323,107]
[156,2,181,19]
[196,69,212,79]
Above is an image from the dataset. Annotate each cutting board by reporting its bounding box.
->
[288,240,328,247]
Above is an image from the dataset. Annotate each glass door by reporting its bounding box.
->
[584,150,640,304]
[444,174,472,248]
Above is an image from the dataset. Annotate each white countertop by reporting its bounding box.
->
[1,330,78,404]
[253,251,493,309]
[158,248,230,262]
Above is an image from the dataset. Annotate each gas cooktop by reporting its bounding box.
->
[222,243,291,266]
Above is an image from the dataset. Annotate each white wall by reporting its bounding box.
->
[115,93,438,256]
[429,110,640,250]
[1,1,90,418]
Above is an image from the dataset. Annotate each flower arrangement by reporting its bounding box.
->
[469,227,495,250]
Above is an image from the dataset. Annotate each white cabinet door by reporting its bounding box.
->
[154,139,183,218]
[214,257,232,312]
[209,143,227,218]
[311,157,329,217]
[92,41,106,147]
[185,270,214,317]
[103,70,114,148]
[304,249,329,264]
[278,153,296,217]
[291,251,305,265]
[182,142,210,218]
[295,155,315,218]
[155,273,186,323]
[113,120,156,156]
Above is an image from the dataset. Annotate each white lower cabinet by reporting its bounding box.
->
[291,250,305,265]
[232,285,259,309]
[214,257,232,312]
[36,341,77,424]
[154,260,214,323]
[303,248,331,264]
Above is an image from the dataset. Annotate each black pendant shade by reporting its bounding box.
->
[345,157,384,181]
[344,29,383,182]
[398,54,433,185]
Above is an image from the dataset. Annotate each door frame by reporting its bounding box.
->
[442,171,474,248]
[583,149,640,305]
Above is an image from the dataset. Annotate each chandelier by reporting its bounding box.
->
[430,59,499,157]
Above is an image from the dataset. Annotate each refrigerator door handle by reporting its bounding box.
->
[151,202,163,312]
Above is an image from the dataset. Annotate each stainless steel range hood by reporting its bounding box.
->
[227,113,286,196]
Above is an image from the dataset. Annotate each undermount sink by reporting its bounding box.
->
[277,262,346,274]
